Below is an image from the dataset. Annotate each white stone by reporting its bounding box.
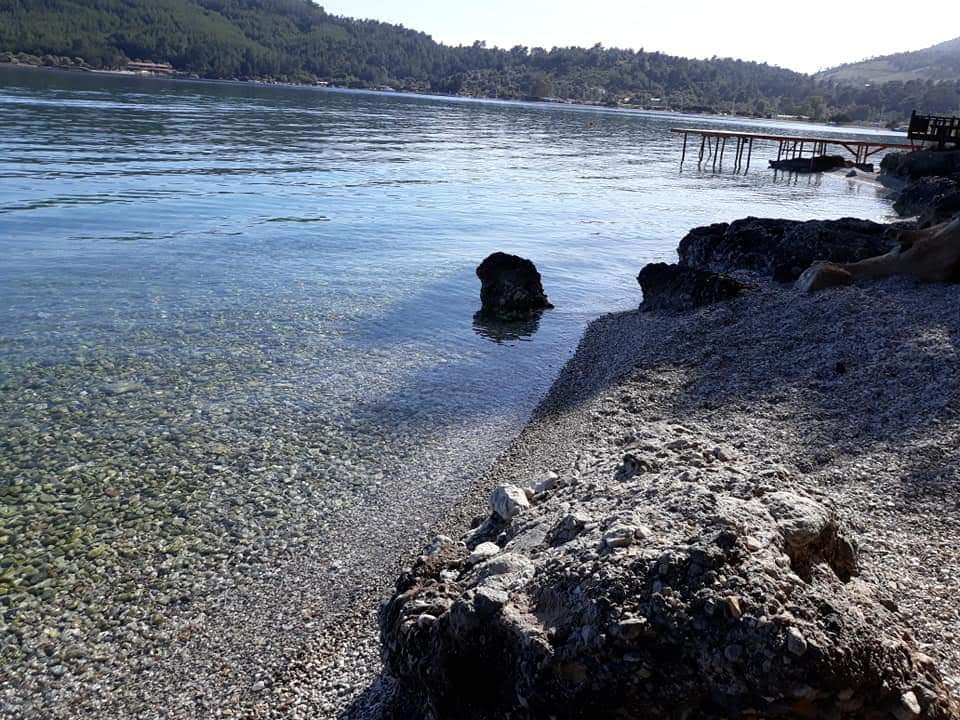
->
[604,524,637,549]
[424,535,455,556]
[893,691,921,720]
[490,484,530,521]
[535,471,560,493]
[467,542,501,565]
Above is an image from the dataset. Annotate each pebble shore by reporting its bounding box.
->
[4,267,959,719]
[372,272,960,717]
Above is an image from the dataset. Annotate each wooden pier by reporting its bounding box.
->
[671,128,915,172]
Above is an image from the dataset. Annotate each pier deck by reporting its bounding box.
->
[671,127,915,172]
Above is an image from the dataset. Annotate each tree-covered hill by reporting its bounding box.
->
[816,36,960,85]
[1,0,959,123]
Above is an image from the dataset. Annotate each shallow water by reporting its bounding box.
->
[0,66,901,702]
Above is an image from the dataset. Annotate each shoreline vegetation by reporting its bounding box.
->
[0,58,907,131]
[2,0,959,126]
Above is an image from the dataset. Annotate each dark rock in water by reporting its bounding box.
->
[886,149,960,179]
[380,468,959,720]
[768,154,845,173]
[636,263,745,312]
[678,216,895,282]
[476,252,553,320]
[894,176,960,227]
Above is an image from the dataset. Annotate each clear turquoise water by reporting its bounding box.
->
[0,66,899,397]
[0,66,905,506]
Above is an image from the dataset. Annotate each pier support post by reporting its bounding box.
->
[698,135,705,165]
[745,137,753,172]
[681,132,688,167]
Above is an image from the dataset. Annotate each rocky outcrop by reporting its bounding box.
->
[769,154,846,173]
[884,149,960,180]
[380,425,959,720]
[636,263,745,311]
[678,217,896,282]
[476,252,553,320]
[893,177,960,228]
[895,177,959,216]
[795,216,960,291]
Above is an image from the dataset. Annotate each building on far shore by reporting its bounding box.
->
[126,61,174,75]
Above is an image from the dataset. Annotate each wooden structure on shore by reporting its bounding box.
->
[908,111,960,149]
[126,61,174,75]
[671,128,915,172]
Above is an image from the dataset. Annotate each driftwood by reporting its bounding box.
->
[796,216,960,291]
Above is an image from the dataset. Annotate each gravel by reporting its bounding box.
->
[4,263,957,719]
[470,272,960,704]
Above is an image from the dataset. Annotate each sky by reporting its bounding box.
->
[321,0,958,74]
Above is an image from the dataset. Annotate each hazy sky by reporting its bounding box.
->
[321,0,957,74]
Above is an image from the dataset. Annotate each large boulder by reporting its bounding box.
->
[678,217,895,282]
[887,149,960,179]
[880,151,906,174]
[380,428,958,720]
[894,177,959,217]
[636,263,746,311]
[476,252,553,320]
[892,177,960,228]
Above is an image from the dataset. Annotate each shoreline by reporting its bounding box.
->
[0,62,907,134]
[1,75,949,716]
[371,206,960,716]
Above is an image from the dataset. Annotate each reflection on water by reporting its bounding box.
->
[472,311,543,344]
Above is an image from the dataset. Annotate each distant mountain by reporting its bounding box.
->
[816,36,960,84]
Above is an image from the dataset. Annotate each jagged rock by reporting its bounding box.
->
[489,484,529,522]
[887,149,960,179]
[380,430,959,720]
[881,151,906,174]
[894,177,959,216]
[768,154,846,172]
[894,177,960,227]
[636,263,745,311]
[476,252,553,319]
[919,191,960,228]
[678,216,895,282]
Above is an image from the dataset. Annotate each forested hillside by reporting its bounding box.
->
[2,0,959,123]
[817,36,960,84]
